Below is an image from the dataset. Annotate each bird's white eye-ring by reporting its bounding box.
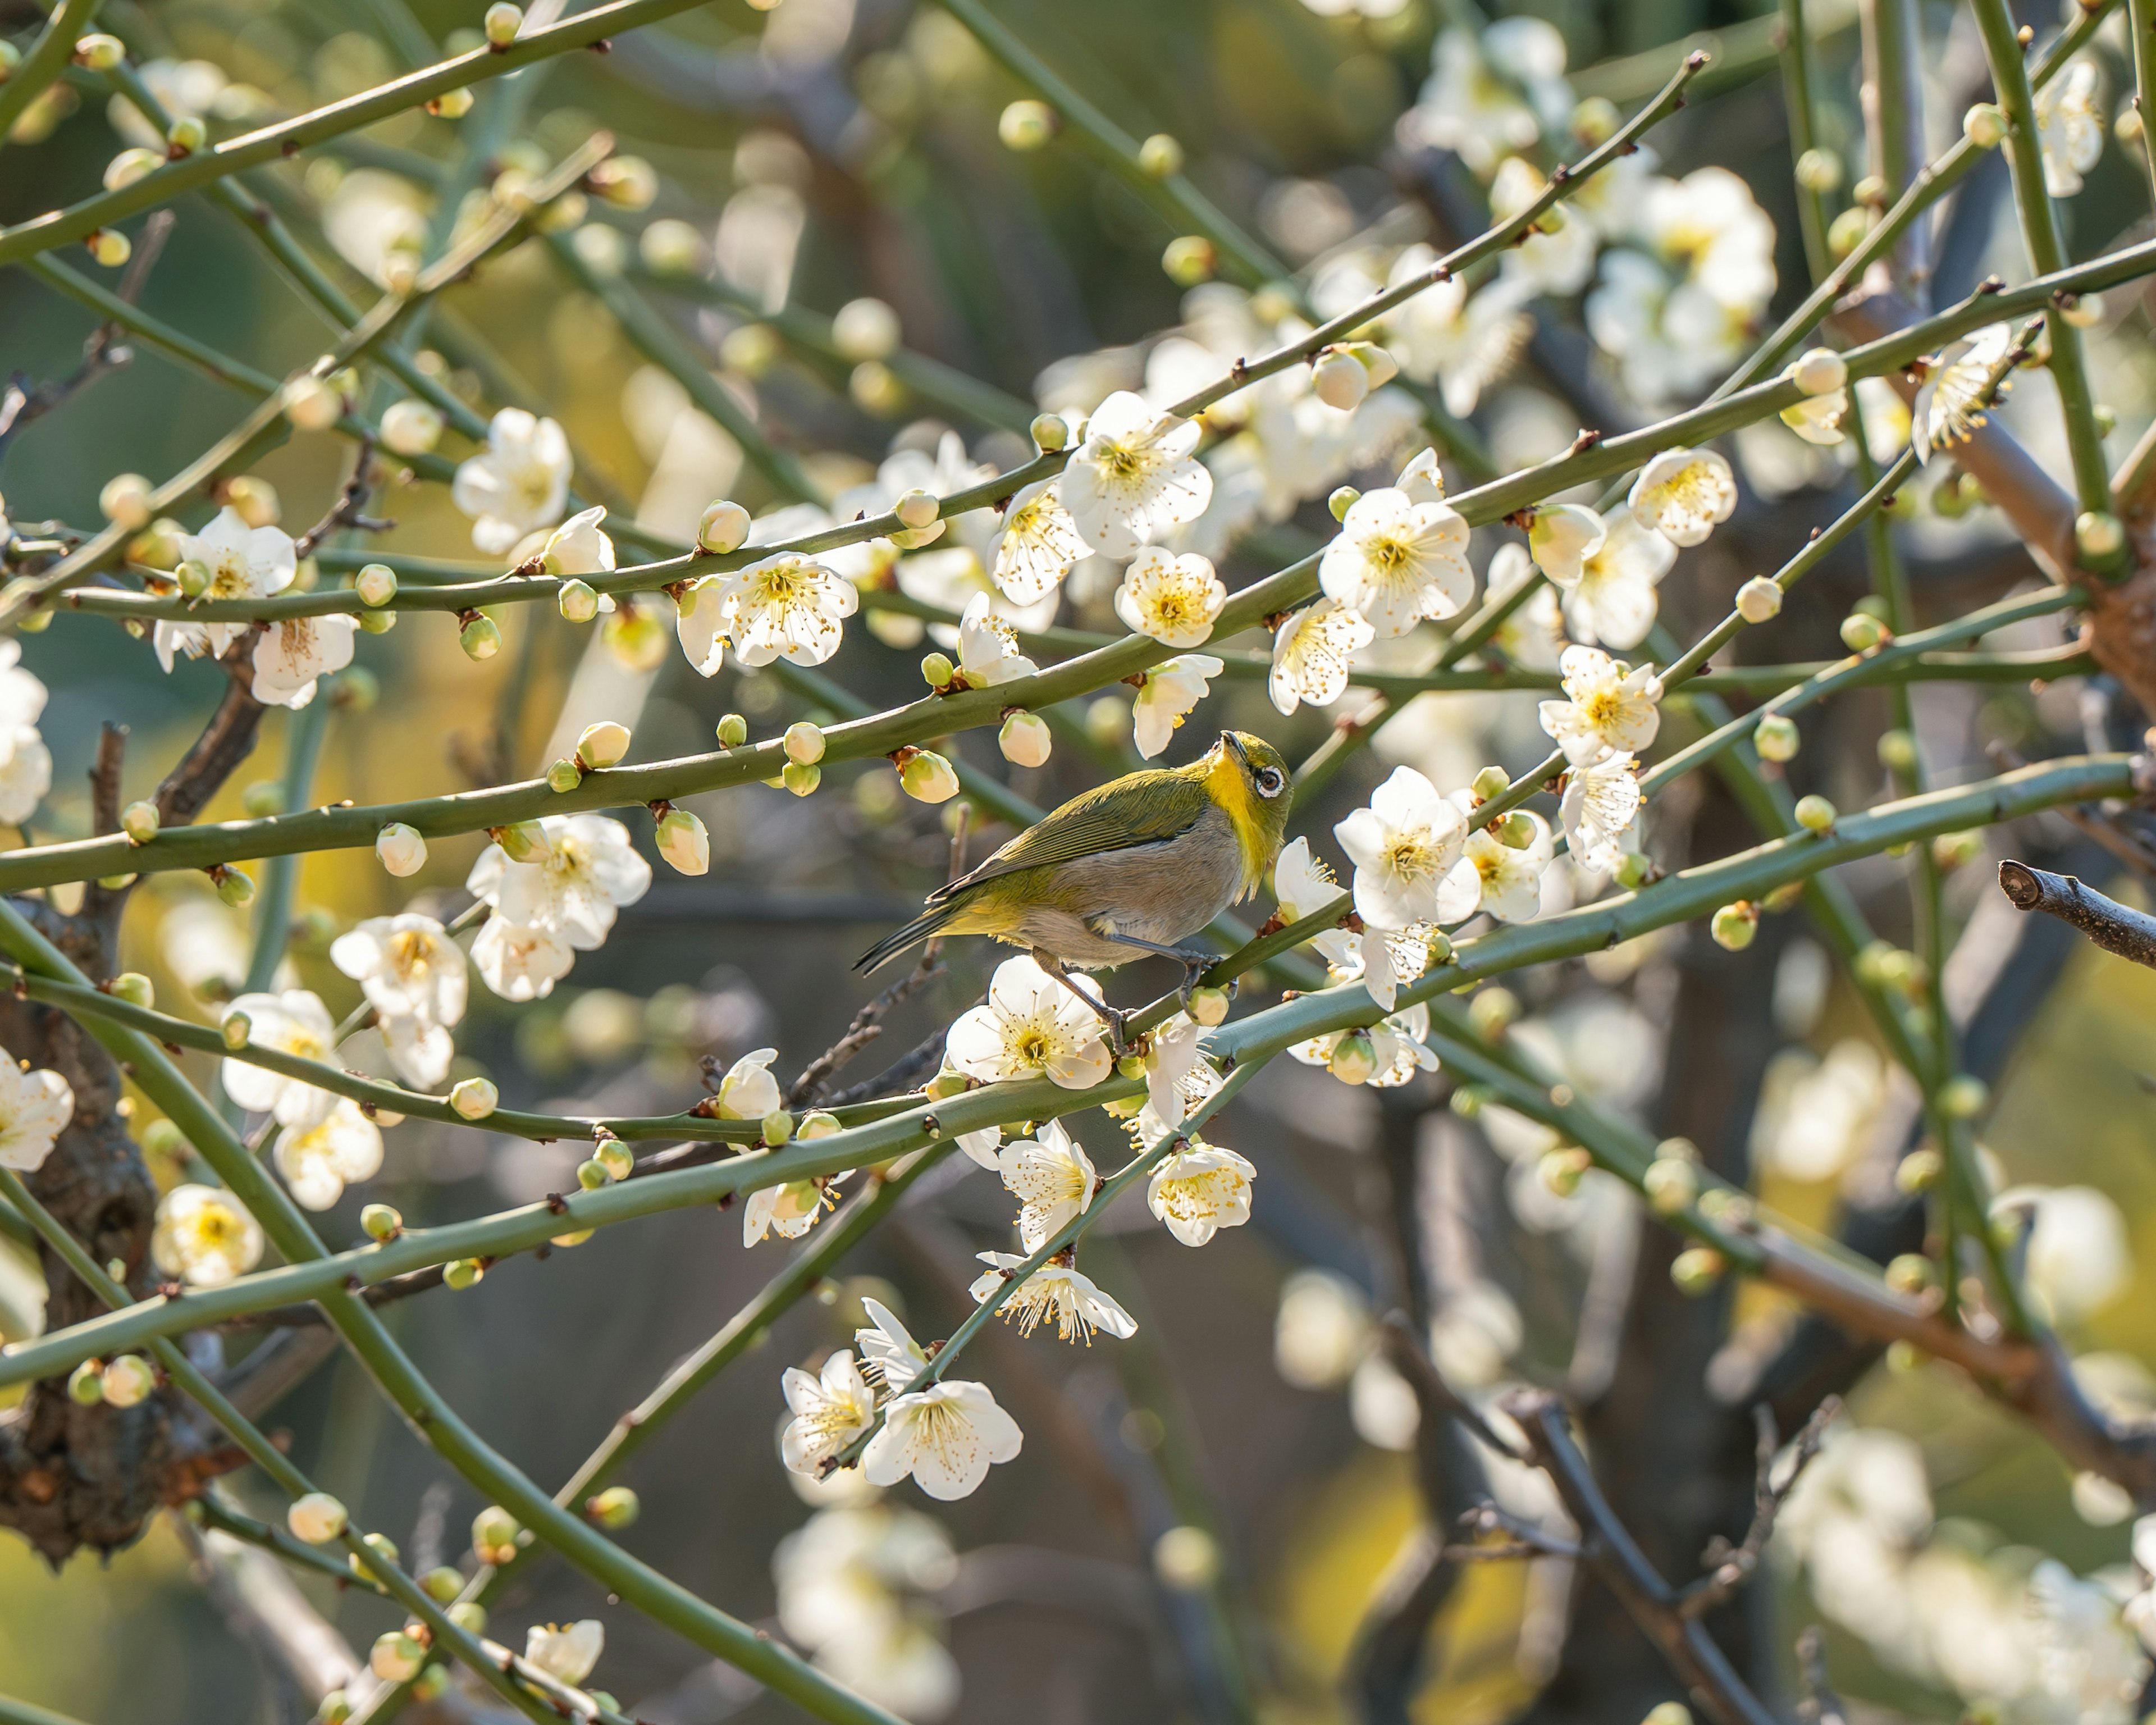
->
[1254,766,1285,798]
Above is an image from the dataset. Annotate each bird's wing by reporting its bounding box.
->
[928,768,1212,903]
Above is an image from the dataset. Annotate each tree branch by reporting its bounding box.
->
[1997,859,2156,968]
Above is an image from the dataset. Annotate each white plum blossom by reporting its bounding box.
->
[2035,58,2104,197]
[0,1052,74,1171]
[1527,505,1606,588]
[1289,1007,1441,1087]
[0,725,51,827]
[156,508,296,670]
[1401,21,1573,177]
[1144,1014,1207,1125]
[524,1621,603,1687]
[1548,509,1677,650]
[1914,323,2015,464]
[856,1297,930,1394]
[467,815,651,952]
[780,1350,877,1476]
[1273,836,1414,1008]
[956,592,1036,686]
[1628,448,1737,547]
[1335,766,1469,929]
[1560,752,1643,874]
[1318,486,1473,637]
[1113,548,1225,647]
[1268,598,1373,716]
[152,1184,264,1288]
[744,1179,834,1245]
[1146,1138,1256,1245]
[715,1048,782,1120]
[714,553,859,669]
[273,1098,384,1211]
[773,1505,961,1719]
[1132,654,1223,759]
[330,914,467,1091]
[250,615,359,709]
[1539,646,1664,765]
[864,1378,1024,1501]
[470,916,575,1002]
[1436,810,1554,924]
[221,990,338,1127]
[1779,389,1851,448]
[1491,156,1596,296]
[969,1253,1137,1343]
[1382,252,1533,418]
[991,479,1088,605]
[998,1120,1097,1251]
[453,408,571,555]
[541,505,615,576]
[1060,390,1213,560]
[945,957,1113,1090]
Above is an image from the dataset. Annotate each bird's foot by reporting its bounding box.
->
[1035,946,1131,1059]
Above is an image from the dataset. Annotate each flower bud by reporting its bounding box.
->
[761,1108,794,1146]
[1162,235,1216,287]
[640,217,704,275]
[371,1632,425,1682]
[450,1078,498,1120]
[172,558,210,600]
[215,866,256,909]
[1794,146,1842,191]
[1669,1247,1726,1297]
[1790,348,1847,396]
[1753,713,1798,763]
[595,1137,633,1181]
[472,1506,521,1565]
[243,779,286,819]
[1964,102,2007,148]
[1883,1252,1933,1296]
[1645,1703,1694,1725]
[893,489,940,531]
[783,763,820,797]
[2076,509,2126,563]
[103,148,163,191]
[798,1111,842,1140]
[999,710,1052,768]
[377,823,427,877]
[2062,290,2106,328]
[1794,793,1836,832]
[107,971,154,1011]
[415,1565,464,1603]
[287,1492,349,1544]
[222,1011,253,1049]
[1177,984,1227,1028]
[920,651,954,690]
[1469,765,1511,804]
[587,1485,640,1528]
[1875,728,1918,774]
[444,1257,485,1289]
[832,296,902,362]
[1826,205,1870,262]
[782,722,826,765]
[76,32,124,70]
[576,1158,609,1190]
[87,229,131,268]
[120,800,161,847]
[317,1693,354,1724]
[282,374,343,431]
[483,2,523,45]
[700,717,745,756]
[1311,349,1369,412]
[380,399,444,455]
[1495,811,1537,850]
[1642,1157,1698,1216]
[1469,986,1518,1041]
[1710,901,1758,951]
[1539,1146,1592,1197]
[459,613,502,660]
[1328,486,1360,522]
[351,1531,398,1581]
[1328,1030,1377,1085]
[578,720,631,769]
[998,99,1057,150]
[68,1361,104,1405]
[1940,1074,1989,1119]
[1895,1148,1942,1194]
[493,820,548,863]
[1839,612,1885,651]
[1030,413,1069,453]
[899,749,960,804]
[1116,1052,1147,1082]
[697,499,751,554]
[1137,132,1184,179]
[656,806,710,874]
[1734,576,1783,623]
[362,1203,402,1240]
[351,562,397,608]
[100,473,154,529]
[447,1601,488,1633]
[590,155,657,210]
[547,757,583,793]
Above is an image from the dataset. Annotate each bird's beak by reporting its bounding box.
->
[1221,732,1248,767]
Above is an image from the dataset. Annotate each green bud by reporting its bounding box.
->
[472,1506,521,1565]
[761,1109,794,1146]
[925,1066,970,1100]
[1614,852,1653,890]
[1137,133,1184,178]
[1642,1156,1699,1216]
[141,1118,187,1160]
[1644,1704,1696,1725]
[1469,765,1511,804]
[1539,1146,1592,1197]
[221,1010,252,1049]
[369,1630,424,1682]
[1669,1247,1726,1297]
[1884,1253,1934,1295]
[1328,486,1360,522]
[547,757,583,793]
[1030,413,1069,453]
[355,563,398,606]
[1187,985,1231,1026]
[2076,509,2126,565]
[450,1077,497,1120]
[587,1486,640,1528]
[576,1158,610,1190]
[121,800,161,845]
[175,558,212,599]
[1895,1148,1942,1193]
[351,1531,399,1581]
[1162,235,1217,287]
[409,1667,450,1703]
[242,779,286,818]
[444,1257,485,1290]
[361,1203,402,1240]
[1116,1053,1148,1081]
[1793,794,1836,832]
[336,666,380,710]
[784,721,826,765]
[1496,811,1537,850]
[595,1138,633,1180]
[1753,713,1799,763]
[1840,612,1886,652]
[1826,204,1872,262]
[459,612,503,660]
[447,1601,488,1634]
[1940,1074,1989,1119]
[798,1111,842,1139]
[716,713,749,748]
[998,98,1057,150]
[1878,728,1918,773]
[494,819,549,863]
[1468,986,1518,1041]
[68,1361,104,1405]
[108,972,153,1010]
[921,651,955,689]
[783,763,821,797]
[558,578,599,623]
[1710,901,1758,951]
[1327,1030,1377,1085]
[213,867,255,909]
[358,608,396,635]
[577,720,631,769]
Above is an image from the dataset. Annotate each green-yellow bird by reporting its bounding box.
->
[857,730,1294,1019]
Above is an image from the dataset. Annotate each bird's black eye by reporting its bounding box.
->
[1255,766,1284,797]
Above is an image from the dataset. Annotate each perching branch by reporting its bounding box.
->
[1997,859,2156,968]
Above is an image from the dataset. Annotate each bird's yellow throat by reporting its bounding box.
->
[1205,742,1273,900]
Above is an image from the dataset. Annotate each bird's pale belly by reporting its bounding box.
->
[963,810,1248,969]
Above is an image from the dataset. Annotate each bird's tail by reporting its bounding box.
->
[855,905,957,974]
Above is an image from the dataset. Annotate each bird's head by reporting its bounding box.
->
[1203,731,1294,896]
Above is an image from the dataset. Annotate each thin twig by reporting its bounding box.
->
[1679,1397,1840,1616]
[1998,860,2156,969]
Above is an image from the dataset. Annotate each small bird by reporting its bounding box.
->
[857,731,1294,1038]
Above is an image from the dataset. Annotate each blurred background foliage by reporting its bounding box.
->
[6,0,2156,1719]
